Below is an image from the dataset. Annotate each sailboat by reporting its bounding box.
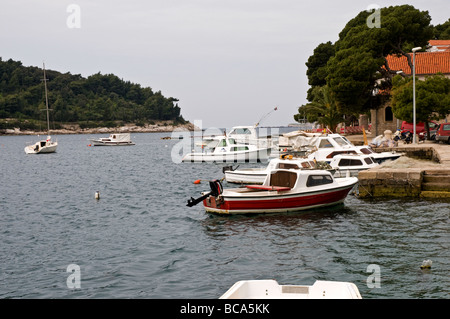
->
[24,63,58,154]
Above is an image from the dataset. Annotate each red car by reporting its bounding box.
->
[401,121,439,140]
[436,123,450,144]
[400,121,439,134]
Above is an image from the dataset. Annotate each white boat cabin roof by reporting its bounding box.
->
[228,126,257,134]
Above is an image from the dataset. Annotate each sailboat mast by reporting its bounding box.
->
[43,63,50,135]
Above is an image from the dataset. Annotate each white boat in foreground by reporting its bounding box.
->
[24,63,58,154]
[220,279,362,299]
[182,136,272,163]
[89,133,135,146]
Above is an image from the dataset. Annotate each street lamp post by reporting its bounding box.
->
[412,47,422,144]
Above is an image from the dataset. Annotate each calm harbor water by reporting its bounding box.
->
[0,132,448,299]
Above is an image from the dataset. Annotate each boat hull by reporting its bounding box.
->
[182,148,271,163]
[203,183,356,214]
[225,169,267,184]
[90,141,135,146]
[24,142,57,154]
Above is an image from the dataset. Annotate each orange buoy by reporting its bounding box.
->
[193,179,201,184]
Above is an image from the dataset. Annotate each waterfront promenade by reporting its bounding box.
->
[346,136,450,198]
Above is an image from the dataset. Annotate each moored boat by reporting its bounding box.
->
[224,156,333,184]
[326,154,379,177]
[187,169,358,214]
[281,132,402,164]
[181,136,272,163]
[220,279,362,299]
[89,133,135,146]
[24,63,58,154]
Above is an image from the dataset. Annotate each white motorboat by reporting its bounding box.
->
[227,125,276,149]
[220,279,362,299]
[224,157,330,184]
[187,169,358,214]
[287,132,402,164]
[24,63,58,154]
[24,136,58,154]
[328,154,379,177]
[89,133,135,146]
[181,136,272,163]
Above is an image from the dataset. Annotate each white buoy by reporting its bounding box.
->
[95,191,100,200]
[420,260,432,269]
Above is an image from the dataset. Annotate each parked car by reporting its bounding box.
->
[429,124,440,141]
[436,123,450,144]
[400,121,439,135]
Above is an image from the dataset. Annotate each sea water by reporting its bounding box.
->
[0,133,448,298]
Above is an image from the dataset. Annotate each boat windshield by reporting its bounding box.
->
[340,136,354,146]
[230,128,251,135]
[333,137,350,147]
[318,139,333,148]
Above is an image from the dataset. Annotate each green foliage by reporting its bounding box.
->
[305,41,335,101]
[294,85,343,132]
[300,4,435,123]
[433,18,450,40]
[326,5,433,114]
[0,58,184,127]
[391,73,450,123]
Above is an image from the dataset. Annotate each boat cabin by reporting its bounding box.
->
[256,169,336,191]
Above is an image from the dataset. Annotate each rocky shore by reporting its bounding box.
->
[0,121,196,135]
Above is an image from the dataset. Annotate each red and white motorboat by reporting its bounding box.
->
[187,169,358,214]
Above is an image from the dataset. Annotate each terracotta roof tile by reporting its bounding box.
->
[386,51,450,75]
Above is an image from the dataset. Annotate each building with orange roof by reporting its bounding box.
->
[369,42,450,136]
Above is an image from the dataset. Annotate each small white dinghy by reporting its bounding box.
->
[220,279,362,299]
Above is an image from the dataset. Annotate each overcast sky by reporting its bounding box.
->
[1,0,448,128]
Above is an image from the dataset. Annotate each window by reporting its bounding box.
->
[218,139,227,147]
[360,148,373,154]
[443,124,450,131]
[364,158,373,164]
[333,137,348,146]
[228,138,237,144]
[338,159,363,166]
[326,151,357,158]
[277,163,300,169]
[306,175,333,187]
[269,171,297,188]
[319,139,333,148]
[385,106,393,121]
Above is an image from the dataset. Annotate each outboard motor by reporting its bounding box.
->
[187,179,223,207]
[222,165,239,173]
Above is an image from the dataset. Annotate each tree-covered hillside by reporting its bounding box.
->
[0,58,185,129]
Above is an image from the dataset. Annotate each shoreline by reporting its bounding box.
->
[0,122,196,136]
